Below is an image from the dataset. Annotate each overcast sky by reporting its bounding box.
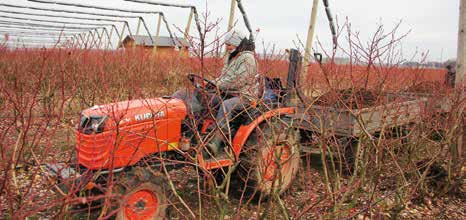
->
[0,0,460,61]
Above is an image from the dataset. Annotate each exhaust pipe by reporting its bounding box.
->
[285,49,303,106]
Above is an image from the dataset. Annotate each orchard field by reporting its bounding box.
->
[0,45,464,219]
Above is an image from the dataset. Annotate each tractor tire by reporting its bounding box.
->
[235,119,301,198]
[114,167,173,220]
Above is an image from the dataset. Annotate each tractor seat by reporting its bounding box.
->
[262,76,286,107]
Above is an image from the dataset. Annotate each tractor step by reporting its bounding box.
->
[204,152,234,162]
[201,152,235,170]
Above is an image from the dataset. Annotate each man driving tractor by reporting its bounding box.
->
[173,29,260,155]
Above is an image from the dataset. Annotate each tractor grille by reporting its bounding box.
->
[75,131,115,169]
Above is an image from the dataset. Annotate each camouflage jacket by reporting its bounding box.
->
[215,51,260,101]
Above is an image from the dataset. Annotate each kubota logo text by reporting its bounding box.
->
[134,111,166,121]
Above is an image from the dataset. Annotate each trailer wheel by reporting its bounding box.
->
[236,119,301,197]
[342,137,359,175]
[115,167,172,220]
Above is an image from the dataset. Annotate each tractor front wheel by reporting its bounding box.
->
[115,167,172,220]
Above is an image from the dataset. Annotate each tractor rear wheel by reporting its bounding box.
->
[115,167,173,220]
[236,119,301,198]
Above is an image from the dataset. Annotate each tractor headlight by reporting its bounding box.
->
[79,114,108,134]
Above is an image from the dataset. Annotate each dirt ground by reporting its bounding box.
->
[0,153,464,219]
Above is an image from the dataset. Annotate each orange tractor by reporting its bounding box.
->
[43,0,342,218]
[48,49,311,219]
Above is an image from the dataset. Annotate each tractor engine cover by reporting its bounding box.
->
[75,97,187,170]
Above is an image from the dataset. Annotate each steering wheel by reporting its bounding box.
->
[187,74,218,93]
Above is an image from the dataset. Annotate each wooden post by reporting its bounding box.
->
[227,0,236,31]
[180,8,194,56]
[457,0,466,86]
[152,13,163,55]
[225,0,237,54]
[455,0,465,166]
[302,0,320,75]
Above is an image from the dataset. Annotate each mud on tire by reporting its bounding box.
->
[114,167,174,220]
[234,118,301,199]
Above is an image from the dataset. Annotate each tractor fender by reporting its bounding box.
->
[232,107,296,158]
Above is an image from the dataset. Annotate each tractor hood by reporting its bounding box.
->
[79,97,187,132]
[76,97,187,170]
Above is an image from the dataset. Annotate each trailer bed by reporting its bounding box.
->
[400,92,453,113]
[306,96,427,137]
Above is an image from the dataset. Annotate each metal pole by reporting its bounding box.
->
[69,35,75,47]
[68,38,73,48]
[106,27,114,49]
[101,28,107,49]
[89,30,98,49]
[80,33,86,48]
[235,0,254,41]
[93,29,99,49]
[89,29,98,49]
[95,29,102,49]
[97,28,104,49]
[78,33,85,48]
[135,17,142,36]
[125,21,134,37]
[153,13,163,55]
[122,21,134,48]
[118,24,127,48]
[110,25,121,48]
[86,31,93,49]
[134,17,142,48]
[69,36,75,48]
[160,13,176,46]
[73,34,79,48]
[63,36,70,48]
[302,0,320,75]
[84,32,91,49]
[180,8,194,56]
[140,17,155,44]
